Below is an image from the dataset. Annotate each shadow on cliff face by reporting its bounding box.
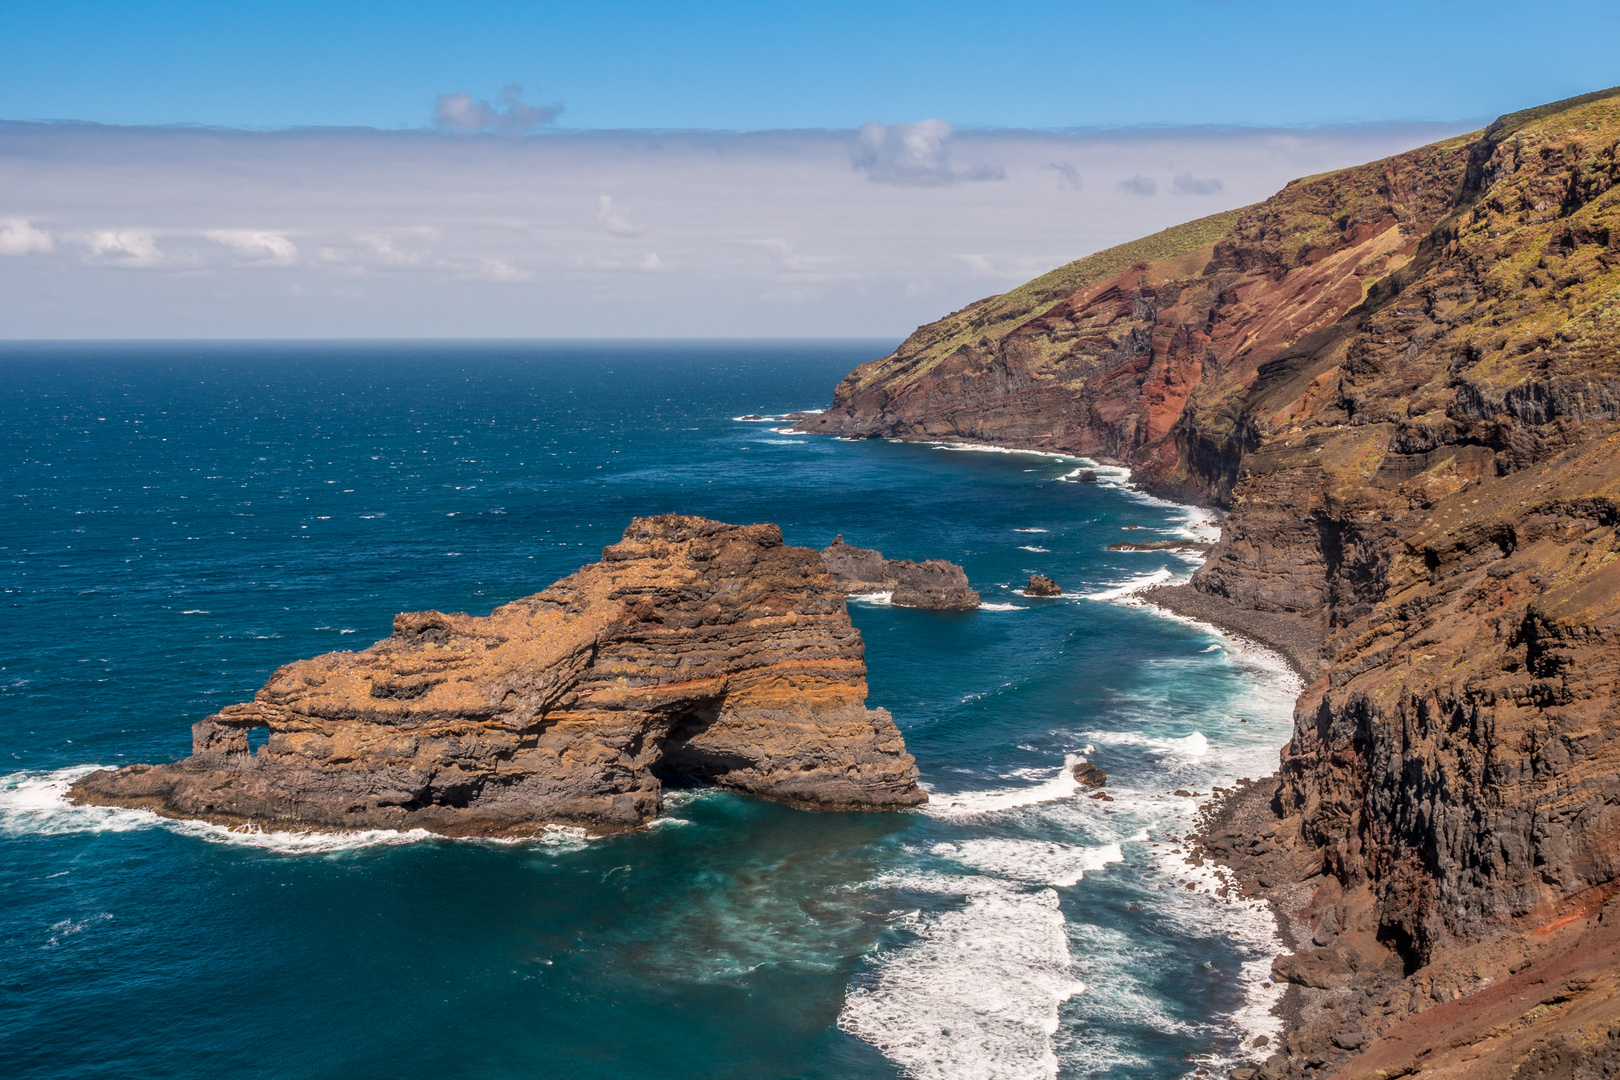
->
[652,699,757,789]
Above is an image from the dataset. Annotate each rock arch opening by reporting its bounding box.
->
[652,698,754,790]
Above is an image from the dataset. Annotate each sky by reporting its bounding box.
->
[1,1,1614,338]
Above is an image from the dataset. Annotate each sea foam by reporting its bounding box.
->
[839,884,1083,1080]
[1082,567,1175,600]
[933,838,1123,887]
[921,755,1085,818]
[0,766,586,854]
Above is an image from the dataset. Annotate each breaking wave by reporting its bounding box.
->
[0,766,587,854]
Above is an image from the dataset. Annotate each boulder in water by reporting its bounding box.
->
[1025,574,1062,597]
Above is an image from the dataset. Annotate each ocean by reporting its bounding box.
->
[0,341,1299,1080]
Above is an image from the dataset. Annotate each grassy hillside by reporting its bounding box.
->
[842,207,1248,394]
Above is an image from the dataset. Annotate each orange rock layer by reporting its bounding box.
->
[71,516,926,835]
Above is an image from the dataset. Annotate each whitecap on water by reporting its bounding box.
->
[1017,545,1050,553]
[921,754,1084,818]
[1082,566,1176,601]
[932,838,1123,887]
[839,884,1083,1080]
[1081,730,1210,758]
[0,766,585,854]
[977,602,1026,612]
[927,441,1082,462]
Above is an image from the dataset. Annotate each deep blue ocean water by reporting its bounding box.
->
[0,342,1299,1080]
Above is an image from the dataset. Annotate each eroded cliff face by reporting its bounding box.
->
[806,87,1620,1073]
[71,515,925,835]
[791,134,1474,498]
[1244,91,1620,970]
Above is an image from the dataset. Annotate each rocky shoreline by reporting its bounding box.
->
[1141,584,1324,683]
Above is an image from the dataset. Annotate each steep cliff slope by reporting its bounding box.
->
[792,133,1475,493]
[72,516,925,835]
[805,88,1620,1075]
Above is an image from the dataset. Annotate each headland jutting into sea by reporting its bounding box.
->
[787,86,1620,1077]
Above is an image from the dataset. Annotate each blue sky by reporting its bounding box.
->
[2,2,1615,337]
[3,0,1616,131]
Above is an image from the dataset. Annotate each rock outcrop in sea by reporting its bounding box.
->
[1025,574,1062,597]
[71,515,927,835]
[818,535,980,609]
[799,87,1620,1075]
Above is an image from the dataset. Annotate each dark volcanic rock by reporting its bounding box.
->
[804,87,1620,1076]
[71,515,927,836]
[1072,761,1107,787]
[1025,574,1062,597]
[819,535,979,609]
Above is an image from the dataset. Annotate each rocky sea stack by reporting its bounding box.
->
[1025,574,1062,597]
[818,535,980,609]
[71,515,926,836]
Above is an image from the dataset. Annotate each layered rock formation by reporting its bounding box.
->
[803,88,1620,1075]
[819,535,980,609]
[71,516,926,835]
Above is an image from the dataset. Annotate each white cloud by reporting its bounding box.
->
[353,227,440,269]
[751,238,811,272]
[205,229,298,267]
[456,258,533,282]
[951,252,1059,281]
[86,230,164,267]
[1172,172,1225,195]
[0,218,54,255]
[0,120,1475,336]
[433,85,562,135]
[1044,162,1083,190]
[853,120,1004,186]
[597,195,641,236]
[746,238,849,281]
[587,251,664,272]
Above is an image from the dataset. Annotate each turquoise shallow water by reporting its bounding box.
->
[0,342,1298,1080]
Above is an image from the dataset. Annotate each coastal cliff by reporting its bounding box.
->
[804,88,1620,1075]
[71,515,926,835]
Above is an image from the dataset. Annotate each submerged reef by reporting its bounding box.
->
[72,515,926,836]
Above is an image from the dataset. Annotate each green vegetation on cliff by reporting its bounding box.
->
[841,206,1247,394]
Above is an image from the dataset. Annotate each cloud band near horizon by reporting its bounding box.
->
[0,119,1471,338]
